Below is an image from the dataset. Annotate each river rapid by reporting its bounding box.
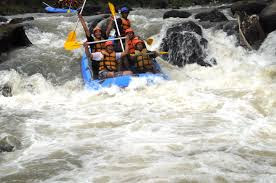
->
[0,7,276,183]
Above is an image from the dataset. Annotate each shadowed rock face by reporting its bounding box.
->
[231,0,268,16]
[160,21,216,67]
[260,1,276,34]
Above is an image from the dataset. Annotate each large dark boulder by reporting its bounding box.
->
[9,17,34,24]
[0,24,32,55]
[160,21,216,67]
[163,10,191,19]
[195,9,228,22]
[231,1,268,16]
[259,1,276,34]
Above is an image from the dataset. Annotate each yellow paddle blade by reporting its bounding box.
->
[67,9,71,13]
[64,41,82,51]
[66,31,77,43]
[159,51,168,55]
[146,38,154,45]
[108,2,116,16]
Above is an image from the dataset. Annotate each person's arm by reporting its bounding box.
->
[106,16,114,37]
[78,14,91,38]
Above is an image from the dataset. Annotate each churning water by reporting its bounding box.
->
[0,8,276,183]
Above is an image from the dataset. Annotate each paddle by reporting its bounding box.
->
[42,2,51,7]
[130,51,168,56]
[64,37,127,50]
[64,0,87,48]
[108,2,125,51]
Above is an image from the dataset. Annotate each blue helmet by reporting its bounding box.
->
[121,7,129,13]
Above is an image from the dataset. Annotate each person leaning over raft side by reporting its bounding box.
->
[130,39,160,74]
[78,14,107,79]
[84,36,133,79]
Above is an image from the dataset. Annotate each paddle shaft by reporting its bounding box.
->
[86,37,126,45]
[113,17,125,51]
[74,0,87,31]
[42,2,51,7]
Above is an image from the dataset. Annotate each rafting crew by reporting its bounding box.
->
[130,39,160,74]
[84,35,133,79]
[79,14,107,79]
[78,5,160,79]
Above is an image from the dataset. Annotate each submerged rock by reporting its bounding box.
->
[160,21,216,67]
[9,17,34,24]
[0,134,21,153]
[195,9,228,22]
[0,84,12,97]
[0,24,32,56]
[163,10,191,19]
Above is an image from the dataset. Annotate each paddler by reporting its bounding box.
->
[106,6,131,39]
[78,14,107,79]
[130,39,160,74]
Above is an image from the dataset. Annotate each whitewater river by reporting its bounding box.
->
[0,7,276,183]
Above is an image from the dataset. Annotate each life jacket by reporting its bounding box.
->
[121,18,131,35]
[92,37,105,53]
[135,49,154,72]
[99,50,117,71]
[127,37,138,54]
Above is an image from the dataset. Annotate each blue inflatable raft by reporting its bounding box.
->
[81,54,168,90]
[45,6,78,13]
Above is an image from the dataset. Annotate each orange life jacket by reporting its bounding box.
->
[135,49,154,72]
[127,37,138,54]
[121,18,131,35]
[92,38,105,53]
[99,51,117,71]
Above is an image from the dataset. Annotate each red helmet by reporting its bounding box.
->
[133,39,144,46]
[105,41,113,47]
[125,28,134,34]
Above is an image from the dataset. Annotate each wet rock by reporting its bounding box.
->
[0,16,8,23]
[0,24,32,55]
[231,0,268,16]
[195,9,228,22]
[259,1,276,34]
[163,10,191,19]
[9,17,34,24]
[0,134,21,153]
[160,21,216,67]
[222,21,239,36]
[0,84,12,97]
